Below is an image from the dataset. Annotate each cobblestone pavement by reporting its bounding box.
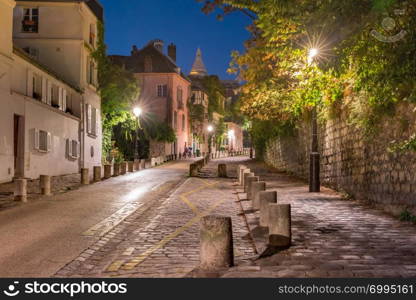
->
[0,174,82,210]
[56,157,256,278]
[222,159,416,278]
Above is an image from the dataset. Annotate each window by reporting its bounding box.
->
[173,111,178,130]
[66,139,79,159]
[32,74,42,100]
[144,56,152,72]
[87,57,96,86]
[89,24,96,46]
[86,104,98,137]
[157,84,167,97]
[51,84,59,108]
[22,8,39,33]
[177,86,183,109]
[34,129,51,152]
[182,114,185,132]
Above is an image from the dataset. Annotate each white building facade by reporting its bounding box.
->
[0,0,102,183]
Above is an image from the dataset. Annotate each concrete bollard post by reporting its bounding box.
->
[93,166,101,182]
[140,159,146,170]
[190,163,198,177]
[81,168,89,185]
[251,181,266,209]
[121,162,127,175]
[104,165,112,179]
[240,168,249,186]
[40,175,51,195]
[259,191,277,227]
[246,176,259,200]
[243,171,254,191]
[237,165,246,184]
[268,204,291,247]
[128,161,134,172]
[200,215,234,270]
[14,178,27,202]
[113,163,120,176]
[218,164,227,178]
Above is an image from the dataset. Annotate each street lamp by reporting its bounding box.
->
[307,48,320,193]
[207,125,214,156]
[133,106,142,160]
[228,129,235,151]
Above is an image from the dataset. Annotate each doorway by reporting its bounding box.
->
[13,114,24,178]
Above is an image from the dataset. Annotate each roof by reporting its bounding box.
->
[13,45,82,92]
[109,43,191,82]
[16,0,103,21]
[189,48,208,77]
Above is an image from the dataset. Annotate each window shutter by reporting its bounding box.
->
[66,138,72,158]
[62,90,67,112]
[34,129,40,150]
[86,104,92,134]
[41,77,47,103]
[58,87,63,110]
[47,132,52,152]
[95,108,99,136]
[75,141,79,158]
[47,80,52,105]
[27,69,33,97]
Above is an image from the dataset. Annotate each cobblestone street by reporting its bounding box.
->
[57,161,256,278]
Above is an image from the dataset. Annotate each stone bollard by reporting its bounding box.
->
[240,168,249,186]
[269,204,291,247]
[14,178,27,202]
[237,165,246,184]
[251,181,266,209]
[200,215,234,270]
[218,164,227,178]
[140,159,146,170]
[190,163,198,177]
[104,165,112,179]
[259,191,277,227]
[93,166,101,182]
[113,163,120,176]
[81,168,89,185]
[246,176,259,200]
[40,175,51,195]
[121,162,127,175]
[128,161,134,173]
[243,171,254,191]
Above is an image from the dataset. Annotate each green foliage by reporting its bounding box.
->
[201,0,416,147]
[214,118,227,147]
[399,210,416,224]
[200,75,226,119]
[93,22,140,162]
[141,115,177,143]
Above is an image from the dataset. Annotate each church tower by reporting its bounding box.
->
[189,48,208,77]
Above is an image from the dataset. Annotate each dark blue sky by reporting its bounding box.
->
[99,0,251,79]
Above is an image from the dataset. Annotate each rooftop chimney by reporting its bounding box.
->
[168,43,177,62]
[131,45,138,55]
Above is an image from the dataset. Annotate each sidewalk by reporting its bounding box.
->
[221,159,416,278]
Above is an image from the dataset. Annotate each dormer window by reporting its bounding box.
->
[22,8,39,33]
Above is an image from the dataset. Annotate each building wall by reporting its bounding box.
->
[135,72,190,156]
[263,100,416,215]
[13,0,102,171]
[226,122,243,151]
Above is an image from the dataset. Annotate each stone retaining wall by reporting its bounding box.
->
[263,102,416,214]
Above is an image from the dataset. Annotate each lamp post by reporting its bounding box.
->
[207,125,214,155]
[308,48,320,193]
[133,107,142,160]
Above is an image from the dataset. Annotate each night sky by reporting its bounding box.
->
[99,0,251,80]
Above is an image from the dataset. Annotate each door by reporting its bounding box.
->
[13,115,24,178]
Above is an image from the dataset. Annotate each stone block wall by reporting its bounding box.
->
[264,102,416,213]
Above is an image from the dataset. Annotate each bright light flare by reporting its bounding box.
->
[207,125,214,132]
[133,107,142,117]
[228,129,235,138]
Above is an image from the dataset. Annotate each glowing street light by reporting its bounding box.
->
[207,125,214,133]
[133,107,142,118]
[307,48,319,64]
